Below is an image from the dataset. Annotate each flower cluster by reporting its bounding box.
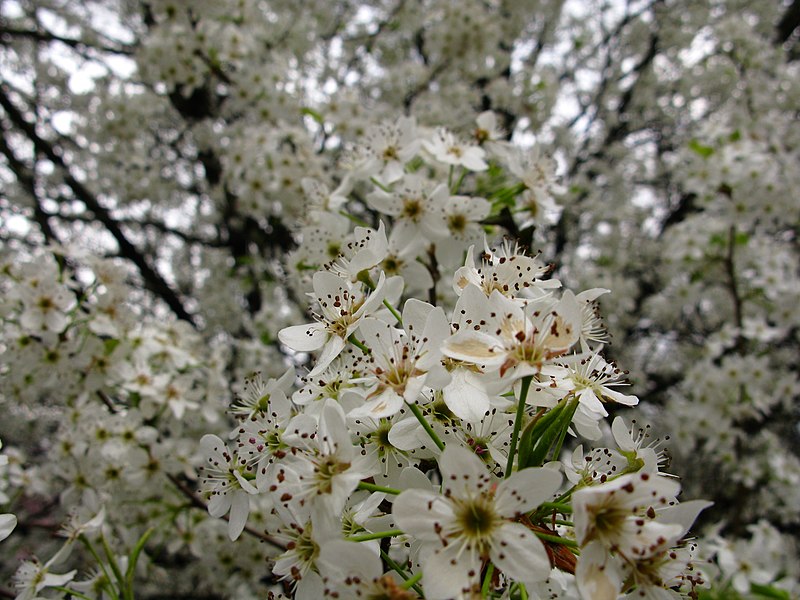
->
[187,119,711,598]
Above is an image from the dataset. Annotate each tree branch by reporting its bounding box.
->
[166,473,286,551]
[0,85,197,327]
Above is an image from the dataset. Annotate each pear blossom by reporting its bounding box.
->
[13,557,77,600]
[278,270,388,376]
[423,127,488,171]
[443,285,581,381]
[349,116,421,183]
[317,540,408,599]
[199,434,259,541]
[348,300,449,419]
[267,402,371,519]
[453,242,560,300]
[573,472,684,560]
[393,445,563,599]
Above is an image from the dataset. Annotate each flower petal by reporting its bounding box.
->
[495,466,562,516]
[279,323,327,352]
[491,522,552,586]
[393,488,453,541]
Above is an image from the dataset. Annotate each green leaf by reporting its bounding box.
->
[750,582,791,599]
[689,139,715,158]
[104,338,121,355]
[301,107,325,124]
[125,528,155,599]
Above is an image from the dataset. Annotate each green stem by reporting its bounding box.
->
[538,502,572,513]
[550,398,579,462]
[381,549,424,596]
[401,571,423,590]
[383,299,403,325]
[357,481,402,495]
[51,587,95,600]
[80,536,120,600]
[339,210,370,228]
[533,531,578,548]
[451,168,467,194]
[505,375,532,478]
[516,582,529,600]
[370,176,393,193]
[348,333,371,355]
[407,402,445,451]
[346,529,403,542]
[481,562,495,597]
[100,533,127,598]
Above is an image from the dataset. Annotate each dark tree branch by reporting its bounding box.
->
[166,473,286,551]
[0,25,135,55]
[777,0,800,44]
[0,85,197,327]
[0,124,60,244]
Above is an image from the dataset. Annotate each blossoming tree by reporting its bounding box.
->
[0,0,798,598]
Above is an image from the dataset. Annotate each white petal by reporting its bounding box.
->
[577,388,607,417]
[491,522,551,586]
[200,434,229,467]
[207,490,232,518]
[0,514,16,541]
[576,541,624,600]
[442,331,506,365]
[388,416,427,451]
[611,417,634,451]
[602,387,639,407]
[227,491,250,541]
[658,499,713,538]
[423,543,480,600]
[495,467,562,516]
[308,334,347,377]
[279,322,327,352]
[439,445,491,498]
[42,569,78,589]
[402,298,434,333]
[393,488,453,541]
[349,388,405,419]
[318,539,382,583]
[443,368,490,422]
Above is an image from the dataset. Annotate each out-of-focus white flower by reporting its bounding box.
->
[423,128,488,171]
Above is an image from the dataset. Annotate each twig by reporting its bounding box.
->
[165,473,286,551]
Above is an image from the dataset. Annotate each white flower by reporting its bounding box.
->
[423,128,488,171]
[14,557,77,600]
[199,434,258,541]
[330,221,390,282]
[366,176,449,247]
[443,285,581,381]
[279,270,388,376]
[349,116,420,183]
[349,300,449,419]
[393,445,562,599]
[230,366,295,420]
[317,540,405,599]
[611,417,671,474]
[474,111,505,144]
[268,402,370,520]
[572,472,682,560]
[453,242,560,300]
